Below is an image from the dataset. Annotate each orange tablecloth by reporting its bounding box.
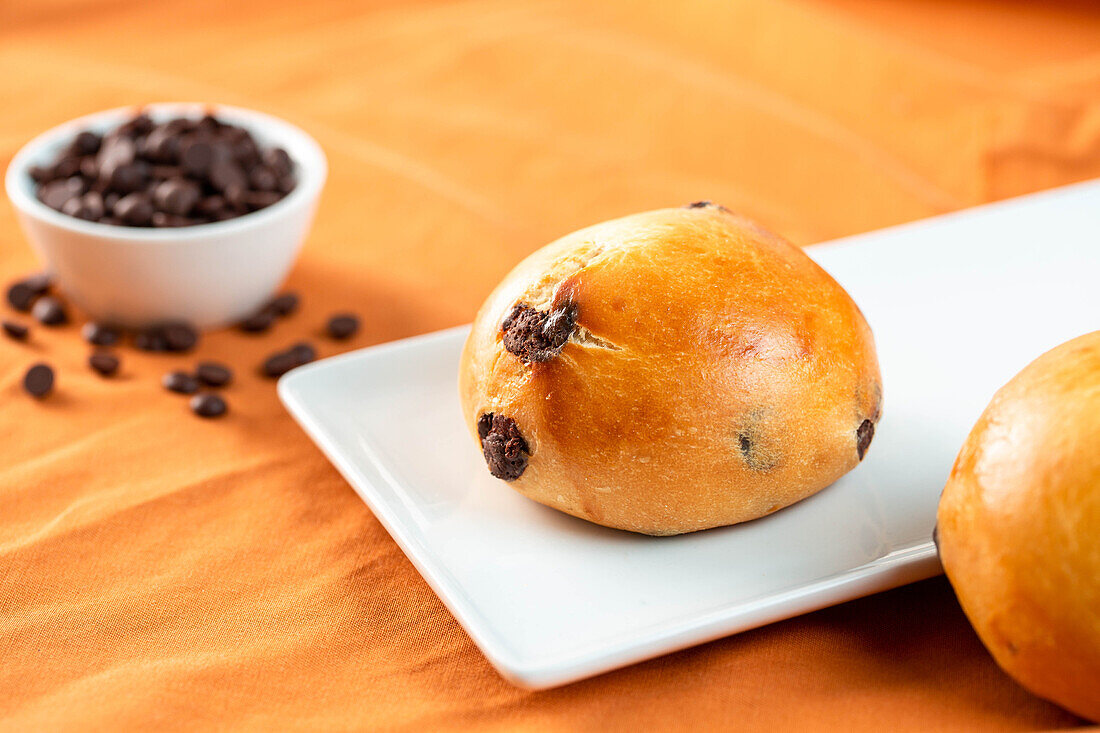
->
[2,1,1098,729]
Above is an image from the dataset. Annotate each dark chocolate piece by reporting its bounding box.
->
[162,370,200,394]
[684,200,731,213]
[7,282,39,312]
[240,308,277,333]
[737,429,778,472]
[190,392,228,418]
[195,361,233,387]
[134,329,169,352]
[82,321,121,346]
[88,351,120,377]
[856,419,875,461]
[269,292,299,317]
[288,341,316,365]
[261,350,299,378]
[326,313,359,340]
[501,301,577,363]
[477,412,530,481]
[23,363,54,398]
[32,296,68,326]
[2,320,28,340]
[160,321,198,352]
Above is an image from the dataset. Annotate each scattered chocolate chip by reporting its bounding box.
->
[190,392,228,418]
[82,321,121,346]
[134,329,169,352]
[21,273,52,294]
[195,361,233,387]
[2,320,28,340]
[162,370,199,394]
[160,321,198,352]
[7,274,52,312]
[269,292,299,317]
[32,296,68,326]
[326,313,359,340]
[261,350,299,378]
[501,302,577,363]
[240,309,276,333]
[477,413,529,481]
[260,338,317,378]
[23,363,54,398]
[7,283,38,312]
[856,419,875,461]
[289,341,316,365]
[88,351,120,377]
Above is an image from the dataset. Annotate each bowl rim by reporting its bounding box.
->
[4,102,327,244]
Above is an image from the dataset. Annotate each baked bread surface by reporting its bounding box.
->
[938,331,1100,721]
[460,203,882,535]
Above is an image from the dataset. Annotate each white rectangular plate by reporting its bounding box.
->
[279,181,1100,689]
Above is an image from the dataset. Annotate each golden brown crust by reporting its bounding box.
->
[937,331,1100,722]
[459,204,882,535]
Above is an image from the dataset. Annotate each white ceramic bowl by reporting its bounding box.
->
[4,103,326,329]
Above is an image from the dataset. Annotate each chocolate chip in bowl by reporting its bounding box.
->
[5,103,327,330]
[27,111,296,228]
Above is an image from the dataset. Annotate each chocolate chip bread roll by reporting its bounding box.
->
[459,202,882,535]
